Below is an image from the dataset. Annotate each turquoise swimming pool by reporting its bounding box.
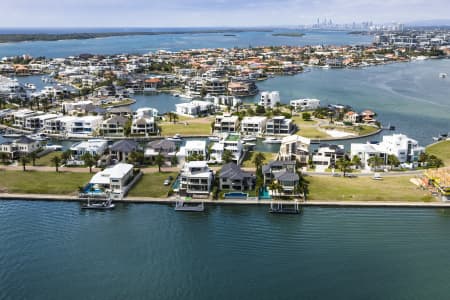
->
[258,187,272,200]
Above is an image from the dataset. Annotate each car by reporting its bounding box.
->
[344,174,357,178]
[332,173,341,177]
[163,179,170,186]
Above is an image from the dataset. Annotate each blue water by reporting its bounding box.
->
[2,200,450,300]
[0,29,372,58]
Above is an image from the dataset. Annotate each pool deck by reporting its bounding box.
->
[1,192,450,208]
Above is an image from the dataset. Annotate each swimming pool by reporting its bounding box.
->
[224,192,248,199]
[258,187,272,200]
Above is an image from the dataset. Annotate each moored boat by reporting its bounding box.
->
[175,198,205,212]
[263,137,282,144]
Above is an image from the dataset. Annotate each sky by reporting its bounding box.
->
[1,0,449,27]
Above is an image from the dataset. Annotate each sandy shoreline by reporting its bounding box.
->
[1,193,449,208]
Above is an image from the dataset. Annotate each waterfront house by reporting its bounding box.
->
[290,99,321,112]
[214,114,239,133]
[100,115,129,136]
[179,161,214,197]
[241,116,267,135]
[61,100,94,115]
[107,107,132,118]
[24,113,60,131]
[131,116,156,136]
[278,135,310,166]
[343,111,360,124]
[227,81,258,97]
[312,144,345,171]
[379,134,424,166]
[209,133,244,164]
[175,100,215,117]
[0,136,40,160]
[262,160,299,196]
[361,110,376,124]
[219,162,255,191]
[145,139,177,163]
[109,140,140,163]
[350,142,387,171]
[265,116,294,135]
[179,140,207,161]
[259,91,280,108]
[88,163,135,200]
[63,115,103,137]
[134,107,159,119]
[69,139,108,163]
[11,109,38,128]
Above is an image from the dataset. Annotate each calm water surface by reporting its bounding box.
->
[1,200,450,300]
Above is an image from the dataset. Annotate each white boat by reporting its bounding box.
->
[167,133,184,142]
[45,144,63,151]
[27,133,48,141]
[321,65,331,69]
[82,200,115,210]
[208,136,220,142]
[2,131,22,138]
[24,83,36,91]
[127,88,135,94]
[178,93,193,100]
[242,135,257,142]
[263,137,282,144]
[439,73,448,79]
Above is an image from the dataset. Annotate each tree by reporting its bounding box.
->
[170,155,178,167]
[124,120,132,137]
[269,181,282,199]
[367,155,385,170]
[351,155,361,169]
[336,157,352,176]
[20,155,30,171]
[82,153,96,173]
[222,149,234,164]
[0,152,9,165]
[252,152,266,171]
[128,151,144,166]
[155,153,165,172]
[387,154,400,169]
[302,112,312,121]
[51,155,61,172]
[29,151,38,166]
[61,149,72,163]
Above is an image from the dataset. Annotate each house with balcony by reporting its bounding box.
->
[131,116,156,136]
[175,100,215,117]
[178,140,207,161]
[259,91,280,108]
[145,139,177,164]
[100,115,129,136]
[219,163,255,191]
[62,115,103,137]
[350,142,387,171]
[109,140,140,163]
[0,136,40,160]
[379,134,424,166]
[208,133,244,164]
[214,114,239,133]
[262,160,299,196]
[179,161,214,197]
[241,116,267,135]
[278,135,310,166]
[312,144,346,171]
[88,163,135,200]
[266,116,294,135]
[11,109,38,129]
[69,139,108,163]
[290,99,321,112]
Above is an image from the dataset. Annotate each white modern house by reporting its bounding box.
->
[179,161,214,197]
[241,116,267,135]
[89,163,135,200]
[278,135,311,166]
[131,116,156,136]
[24,113,60,131]
[379,134,424,164]
[312,144,345,171]
[69,139,108,163]
[178,140,207,160]
[11,109,38,128]
[175,100,215,117]
[134,107,159,119]
[214,114,239,133]
[290,99,321,111]
[259,91,280,108]
[266,116,294,135]
[209,133,244,164]
[0,136,41,160]
[350,142,387,171]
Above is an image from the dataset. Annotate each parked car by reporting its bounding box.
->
[163,179,170,186]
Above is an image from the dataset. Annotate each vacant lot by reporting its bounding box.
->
[128,172,178,198]
[426,140,450,166]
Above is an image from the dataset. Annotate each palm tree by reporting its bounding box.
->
[61,149,72,163]
[351,155,361,169]
[81,153,95,173]
[29,151,38,166]
[51,155,61,172]
[336,157,352,176]
[222,149,234,164]
[20,155,30,171]
[170,155,178,167]
[387,154,400,169]
[367,155,384,170]
[252,152,265,170]
[172,113,179,124]
[0,152,9,165]
[155,153,165,172]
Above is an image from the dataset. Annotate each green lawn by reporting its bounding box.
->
[35,152,62,167]
[426,140,450,166]
[295,127,330,139]
[159,119,212,136]
[127,172,178,198]
[241,151,277,168]
[0,170,92,195]
[307,175,433,202]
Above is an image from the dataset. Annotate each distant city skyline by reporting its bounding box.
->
[0,0,449,27]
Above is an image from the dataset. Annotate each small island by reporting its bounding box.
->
[272,32,305,37]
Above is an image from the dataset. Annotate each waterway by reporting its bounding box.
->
[1,200,450,300]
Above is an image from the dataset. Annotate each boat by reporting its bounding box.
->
[208,136,220,142]
[45,144,63,151]
[127,88,135,94]
[178,93,194,100]
[175,198,205,212]
[167,133,184,142]
[439,73,448,79]
[81,197,115,210]
[432,133,449,141]
[27,133,48,141]
[269,201,301,214]
[263,137,282,144]
[24,83,36,91]
[2,131,22,138]
[242,135,257,142]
